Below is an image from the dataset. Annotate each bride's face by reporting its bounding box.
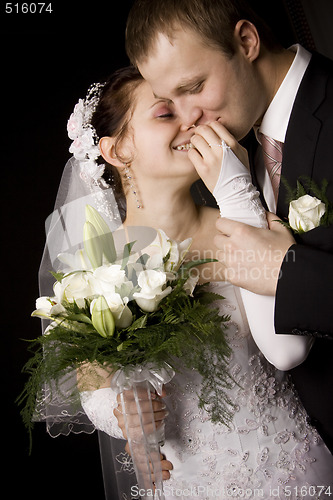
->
[119,81,199,183]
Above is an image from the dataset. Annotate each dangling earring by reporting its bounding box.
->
[124,164,143,209]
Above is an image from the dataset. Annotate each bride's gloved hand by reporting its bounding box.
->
[189,121,250,192]
[124,441,173,481]
[188,121,312,371]
[190,121,268,229]
[81,385,169,440]
[114,386,168,441]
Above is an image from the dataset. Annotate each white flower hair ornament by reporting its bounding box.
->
[67,82,107,186]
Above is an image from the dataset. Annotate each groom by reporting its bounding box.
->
[125,0,333,452]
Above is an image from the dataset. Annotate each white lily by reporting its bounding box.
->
[83,220,103,268]
[57,248,91,272]
[32,296,66,319]
[91,295,115,338]
[145,230,192,272]
[85,205,116,263]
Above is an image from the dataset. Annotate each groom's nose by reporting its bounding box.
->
[179,106,204,131]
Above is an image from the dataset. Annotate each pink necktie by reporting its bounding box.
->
[260,133,283,203]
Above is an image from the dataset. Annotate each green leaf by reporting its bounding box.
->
[163,249,171,264]
[180,258,217,271]
[296,180,306,198]
[280,176,297,204]
[50,271,65,283]
[64,313,92,324]
[195,290,225,305]
[52,316,96,334]
[128,314,148,330]
[121,241,136,270]
[136,253,149,267]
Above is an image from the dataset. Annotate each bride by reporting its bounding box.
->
[46,66,333,498]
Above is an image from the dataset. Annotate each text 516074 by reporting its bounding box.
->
[5,3,53,13]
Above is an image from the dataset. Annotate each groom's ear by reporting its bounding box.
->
[234,20,260,63]
[99,137,125,169]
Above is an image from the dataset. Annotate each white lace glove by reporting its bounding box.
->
[80,388,125,439]
[213,145,313,370]
[213,144,268,229]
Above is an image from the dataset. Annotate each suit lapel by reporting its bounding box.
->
[278,110,322,220]
[277,54,328,220]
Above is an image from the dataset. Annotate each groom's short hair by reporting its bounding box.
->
[126,0,281,65]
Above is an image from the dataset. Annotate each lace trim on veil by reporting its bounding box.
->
[36,157,122,437]
[34,389,95,437]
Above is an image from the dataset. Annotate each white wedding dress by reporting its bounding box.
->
[161,280,333,498]
[81,146,333,498]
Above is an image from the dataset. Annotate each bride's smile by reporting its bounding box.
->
[173,141,195,151]
[121,82,199,179]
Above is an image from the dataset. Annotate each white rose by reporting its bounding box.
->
[54,272,97,303]
[103,293,133,328]
[133,269,172,312]
[93,264,128,295]
[288,194,326,233]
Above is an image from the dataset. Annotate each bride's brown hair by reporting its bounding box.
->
[91,66,143,217]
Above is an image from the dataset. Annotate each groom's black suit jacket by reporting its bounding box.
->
[248,52,333,453]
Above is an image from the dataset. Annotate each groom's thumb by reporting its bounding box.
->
[266,212,287,232]
[266,212,294,240]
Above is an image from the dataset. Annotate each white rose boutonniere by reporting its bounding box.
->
[281,177,332,234]
[288,194,326,233]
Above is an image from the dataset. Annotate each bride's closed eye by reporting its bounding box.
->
[153,105,175,120]
[158,112,174,119]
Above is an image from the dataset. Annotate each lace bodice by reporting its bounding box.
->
[160,281,333,499]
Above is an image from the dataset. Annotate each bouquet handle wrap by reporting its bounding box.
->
[111,363,175,499]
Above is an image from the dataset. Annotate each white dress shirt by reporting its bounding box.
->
[255,44,312,212]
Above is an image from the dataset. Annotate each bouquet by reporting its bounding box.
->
[18,205,233,497]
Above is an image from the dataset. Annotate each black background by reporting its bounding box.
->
[2,1,332,498]
[4,3,132,498]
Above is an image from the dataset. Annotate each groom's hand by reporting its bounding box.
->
[189,121,249,192]
[214,212,296,295]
